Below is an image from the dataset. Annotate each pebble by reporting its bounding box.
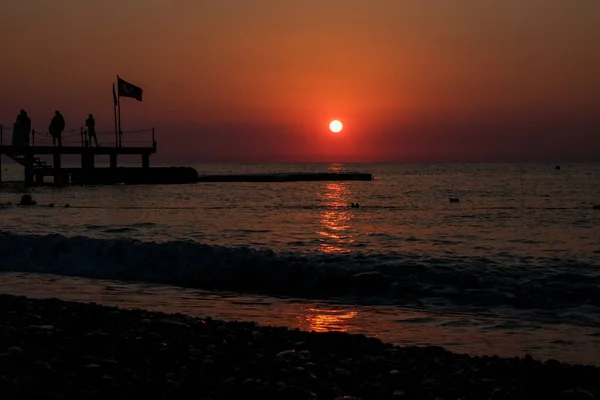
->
[563,389,597,399]
[189,347,203,357]
[156,319,190,329]
[143,332,162,341]
[421,378,438,386]
[202,358,215,367]
[31,360,54,374]
[298,350,312,360]
[334,368,352,378]
[5,346,23,355]
[276,349,296,358]
[2,326,17,335]
[30,324,54,331]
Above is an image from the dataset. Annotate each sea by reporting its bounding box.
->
[1,162,600,365]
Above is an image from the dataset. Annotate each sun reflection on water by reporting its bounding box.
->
[317,169,356,253]
[298,307,359,333]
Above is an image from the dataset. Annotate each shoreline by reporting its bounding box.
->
[1,294,599,399]
[2,271,600,367]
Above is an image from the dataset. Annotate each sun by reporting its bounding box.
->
[329,120,343,133]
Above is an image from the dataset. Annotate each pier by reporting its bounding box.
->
[0,124,157,185]
[1,124,374,185]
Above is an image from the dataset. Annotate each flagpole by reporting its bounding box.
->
[117,75,122,147]
[118,99,122,147]
[113,83,118,147]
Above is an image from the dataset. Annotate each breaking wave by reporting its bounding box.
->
[1,231,599,317]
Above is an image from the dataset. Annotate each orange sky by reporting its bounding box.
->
[1,0,599,162]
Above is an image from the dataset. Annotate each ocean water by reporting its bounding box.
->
[1,162,600,364]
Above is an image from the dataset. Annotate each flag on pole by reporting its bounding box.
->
[112,83,118,106]
[117,76,143,101]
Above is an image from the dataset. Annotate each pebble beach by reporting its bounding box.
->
[1,294,599,400]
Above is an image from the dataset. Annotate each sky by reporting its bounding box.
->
[1,0,599,162]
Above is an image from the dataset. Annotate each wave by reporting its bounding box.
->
[1,231,599,316]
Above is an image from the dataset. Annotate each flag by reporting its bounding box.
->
[112,83,118,106]
[117,76,143,101]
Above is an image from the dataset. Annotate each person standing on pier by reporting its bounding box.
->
[13,110,31,147]
[49,110,65,147]
[85,114,98,147]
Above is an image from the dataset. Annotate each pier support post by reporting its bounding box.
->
[0,125,2,183]
[110,153,117,168]
[0,124,3,182]
[82,153,95,169]
[53,152,62,185]
[142,153,150,169]
[24,153,34,185]
[80,153,95,184]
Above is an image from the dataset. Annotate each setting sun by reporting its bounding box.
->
[329,120,343,133]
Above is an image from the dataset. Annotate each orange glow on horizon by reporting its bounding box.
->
[0,1,599,162]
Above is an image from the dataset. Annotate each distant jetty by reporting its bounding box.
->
[196,172,373,182]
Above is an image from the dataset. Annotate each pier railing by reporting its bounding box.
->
[0,124,155,148]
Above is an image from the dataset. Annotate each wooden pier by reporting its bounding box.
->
[0,124,156,185]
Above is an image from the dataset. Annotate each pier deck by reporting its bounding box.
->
[1,124,156,184]
[0,145,155,156]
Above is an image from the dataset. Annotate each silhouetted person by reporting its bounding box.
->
[49,110,65,147]
[17,110,31,146]
[13,109,31,147]
[85,114,98,147]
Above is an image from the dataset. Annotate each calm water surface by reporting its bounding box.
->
[2,163,599,258]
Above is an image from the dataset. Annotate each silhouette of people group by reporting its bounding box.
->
[11,110,99,148]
